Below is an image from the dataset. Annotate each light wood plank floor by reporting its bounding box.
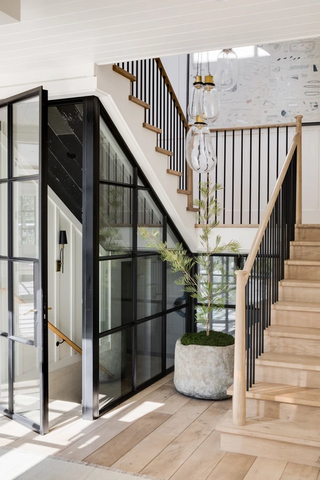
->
[1,373,320,479]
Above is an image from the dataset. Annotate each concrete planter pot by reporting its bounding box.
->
[173,339,234,400]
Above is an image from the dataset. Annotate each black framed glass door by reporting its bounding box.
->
[0,87,48,434]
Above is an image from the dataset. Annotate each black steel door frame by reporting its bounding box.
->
[0,87,48,435]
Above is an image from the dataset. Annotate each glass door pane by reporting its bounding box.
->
[0,87,48,434]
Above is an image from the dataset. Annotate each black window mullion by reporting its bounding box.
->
[132,166,138,392]
[7,103,13,415]
[82,96,100,421]
[162,215,167,373]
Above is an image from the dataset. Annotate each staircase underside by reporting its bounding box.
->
[217,224,320,467]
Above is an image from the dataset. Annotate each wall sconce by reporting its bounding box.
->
[56,230,68,273]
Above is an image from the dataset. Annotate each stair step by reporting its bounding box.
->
[279,279,320,303]
[155,146,173,156]
[229,382,320,408]
[290,241,320,260]
[256,353,320,371]
[218,412,320,467]
[128,95,150,109]
[295,224,320,242]
[166,169,182,177]
[266,325,320,339]
[186,206,199,212]
[143,122,162,134]
[273,301,320,312]
[286,260,320,266]
[265,326,320,356]
[112,65,136,82]
[177,189,191,195]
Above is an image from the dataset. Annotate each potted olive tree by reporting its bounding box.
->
[139,181,240,399]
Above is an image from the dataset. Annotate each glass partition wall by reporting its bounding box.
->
[82,97,190,419]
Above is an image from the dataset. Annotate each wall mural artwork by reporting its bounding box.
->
[190,38,320,127]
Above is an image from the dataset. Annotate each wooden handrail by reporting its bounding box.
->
[210,121,296,133]
[242,133,298,280]
[48,321,114,379]
[232,115,303,426]
[154,58,194,209]
[155,58,188,130]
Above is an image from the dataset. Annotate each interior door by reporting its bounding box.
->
[0,87,48,434]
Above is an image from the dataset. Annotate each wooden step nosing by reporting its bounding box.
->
[280,280,320,288]
[291,241,320,246]
[128,95,150,109]
[273,302,320,312]
[218,420,320,448]
[285,260,320,266]
[296,224,320,229]
[155,146,173,156]
[143,122,162,134]
[166,169,183,177]
[256,359,320,371]
[112,64,136,82]
[177,189,192,195]
[266,331,320,340]
[229,383,320,408]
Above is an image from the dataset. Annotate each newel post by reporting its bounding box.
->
[295,115,303,225]
[233,270,247,426]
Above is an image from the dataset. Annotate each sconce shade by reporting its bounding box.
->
[59,230,68,246]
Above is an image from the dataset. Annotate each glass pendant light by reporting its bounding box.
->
[188,53,203,120]
[201,74,220,124]
[217,48,238,91]
[186,115,217,174]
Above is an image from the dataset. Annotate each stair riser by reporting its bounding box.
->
[255,365,320,388]
[220,433,320,468]
[290,245,320,260]
[279,285,320,304]
[295,227,320,242]
[264,335,320,356]
[246,398,320,425]
[272,309,320,328]
[284,264,320,281]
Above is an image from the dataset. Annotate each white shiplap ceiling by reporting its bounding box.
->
[0,0,319,76]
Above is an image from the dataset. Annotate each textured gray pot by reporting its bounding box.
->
[173,339,234,400]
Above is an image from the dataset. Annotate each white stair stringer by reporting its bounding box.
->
[95,63,198,252]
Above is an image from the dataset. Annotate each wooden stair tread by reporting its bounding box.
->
[273,301,320,312]
[187,206,199,212]
[266,325,320,339]
[112,65,136,82]
[217,411,320,448]
[128,95,150,109]
[280,279,320,288]
[177,189,191,195]
[285,259,320,266]
[166,169,182,177]
[296,224,320,229]
[228,382,320,407]
[143,122,162,134]
[256,353,320,370]
[155,146,173,156]
[291,241,320,246]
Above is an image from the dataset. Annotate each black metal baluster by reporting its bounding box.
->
[258,128,261,224]
[223,131,227,224]
[240,129,243,225]
[267,127,270,202]
[249,129,252,224]
[231,130,235,225]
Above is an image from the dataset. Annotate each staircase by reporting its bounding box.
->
[218,224,320,467]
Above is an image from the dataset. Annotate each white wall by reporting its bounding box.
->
[48,188,82,403]
[161,55,188,117]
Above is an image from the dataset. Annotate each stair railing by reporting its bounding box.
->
[116,59,194,210]
[233,115,302,426]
